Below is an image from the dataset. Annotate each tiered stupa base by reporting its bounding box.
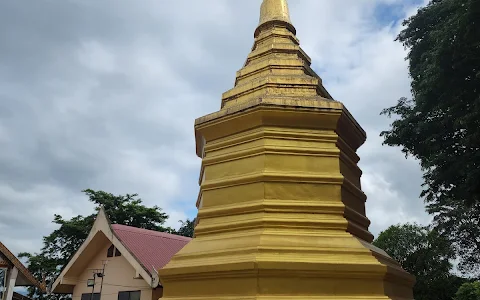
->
[160,101,414,300]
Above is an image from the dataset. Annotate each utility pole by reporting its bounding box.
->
[98,261,107,300]
[89,272,96,300]
[88,261,106,300]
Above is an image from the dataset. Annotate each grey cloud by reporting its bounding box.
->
[0,0,428,255]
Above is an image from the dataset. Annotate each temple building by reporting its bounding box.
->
[159,0,415,299]
[0,242,45,300]
[51,208,190,300]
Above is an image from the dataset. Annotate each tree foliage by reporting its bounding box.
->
[380,0,480,274]
[175,218,196,238]
[431,200,480,275]
[455,281,480,300]
[373,223,464,300]
[20,189,173,300]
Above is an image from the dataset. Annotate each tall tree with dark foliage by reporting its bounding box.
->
[380,0,480,275]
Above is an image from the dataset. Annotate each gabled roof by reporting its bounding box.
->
[51,208,191,294]
[112,224,190,274]
[0,242,46,292]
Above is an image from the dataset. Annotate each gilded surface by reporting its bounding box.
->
[259,0,291,26]
[159,0,415,299]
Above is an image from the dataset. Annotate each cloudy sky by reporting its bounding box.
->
[1,0,431,256]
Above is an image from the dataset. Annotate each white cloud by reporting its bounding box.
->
[363,169,432,235]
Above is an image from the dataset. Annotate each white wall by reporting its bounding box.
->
[72,244,152,300]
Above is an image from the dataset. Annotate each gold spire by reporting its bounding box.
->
[259,0,292,26]
[255,0,296,36]
[219,0,332,110]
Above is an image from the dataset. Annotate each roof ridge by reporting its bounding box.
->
[111,224,191,241]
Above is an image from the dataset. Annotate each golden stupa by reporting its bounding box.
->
[159,0,415,299]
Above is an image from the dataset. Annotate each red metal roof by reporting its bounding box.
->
[111,224,191,276]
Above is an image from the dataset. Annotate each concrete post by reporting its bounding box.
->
[5,267,18,300]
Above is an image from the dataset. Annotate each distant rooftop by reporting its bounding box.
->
[0,242,45,292]
[111,224,191,276]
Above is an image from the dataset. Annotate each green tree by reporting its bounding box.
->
[175,218,196,238]
[380,0,480,275]
[455,281,480,300]
[19,189,173,300]
[373,223,464,300]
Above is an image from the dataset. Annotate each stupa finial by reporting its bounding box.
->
[256,0,295,36]
[259,0,291,25]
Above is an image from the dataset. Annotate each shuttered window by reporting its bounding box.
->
[118,291,140,300]
[81,293,100,300]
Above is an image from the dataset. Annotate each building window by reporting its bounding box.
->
[81,293,100,300]
[118,291,140,300]
[107,245,114,258]
[107,245,121,257]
